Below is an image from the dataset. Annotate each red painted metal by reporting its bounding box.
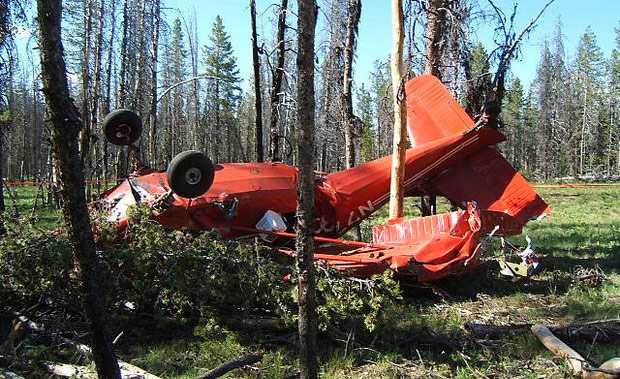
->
[93,74,550,282]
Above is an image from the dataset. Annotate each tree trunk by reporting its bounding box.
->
[250,0,264,162]
[35,1,121,378]
[88,0,105,199]
[388,0,406,220]
[296,1,318,378]
[118,0,129,108]
[424,0,448,80]
[148,0,160,167]
[421,0,447,215]
[580,86,588,176]
[102,0,116,180]
[79,0,93,165]
[268,0,288,162]
[342,0,361,170]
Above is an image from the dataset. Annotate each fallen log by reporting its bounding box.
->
[196,353,262,379]
[531,324,620,379]
[466,319,620,343]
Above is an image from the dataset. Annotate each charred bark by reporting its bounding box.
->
[148,0,160,167]
[268,0,288,162]
[35,1,121,378]
[342,0,361,170]
[424,0,448,80]
[296,1,318,378]
[250,0,264,162]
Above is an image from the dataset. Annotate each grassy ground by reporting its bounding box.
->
[3,183,619,378]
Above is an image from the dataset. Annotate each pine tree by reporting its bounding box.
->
[575,26,606,175]
[610,22,620,174]
[502,77,524,168]
[463,42,491,117]
[160,18,188,164]
[356,83,375,162]
[203,15,241,162]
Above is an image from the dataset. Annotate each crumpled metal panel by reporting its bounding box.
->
[316,205,483,282]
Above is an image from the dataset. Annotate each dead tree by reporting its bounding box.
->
[472,0,555,120]
[388,0,407,220]
[342,0,361,170]
[102,0,117,180]
[79,0,93,164]
[421,0,451,215]
[89,0,105,195]
[296,0,318,377]
[424,0,449,80]
[148,0,161,167]
[35,1,121,377]
[268,0,288,162]
[250,0,264,162]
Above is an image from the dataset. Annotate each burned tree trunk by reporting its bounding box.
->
[148,0,160,167]
[250,0,263,162]
[268,0,288,162]
[118,0,129,108]
[79,0,93,164]
[35,1,121,378]
[102,0,117,180]
[296,0,318,378]
[424,0,448,80]
[421,0,449,215]
[342,0,361,170]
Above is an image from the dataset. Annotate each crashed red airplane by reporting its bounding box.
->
[94,75,550,282]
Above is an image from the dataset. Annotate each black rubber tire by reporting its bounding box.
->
[167,150,215,198]
[102,109,142,146]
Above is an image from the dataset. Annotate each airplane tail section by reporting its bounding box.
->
[405,75,474,146]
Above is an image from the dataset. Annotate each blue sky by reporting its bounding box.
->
[165,0,619,91]
[15,0,620,91]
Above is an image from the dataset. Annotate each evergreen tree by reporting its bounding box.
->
[160,17,188,163]
[534,40,554,178]
[203,15,241,162]
[369,59,392,155]
[356,83,375,162]
[608,22,620,174]
[463,42,491,117]
[502,77,524,168]
[574,26,606,175]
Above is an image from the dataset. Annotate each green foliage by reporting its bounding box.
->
[312,269,402,332]
[356,83,375,163]
[0,226,79,310]
[100,205,293,319]
[203,15,241,106]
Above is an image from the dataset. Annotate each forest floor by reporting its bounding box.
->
[2,184,619,378]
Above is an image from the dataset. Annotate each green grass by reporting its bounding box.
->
[2,184,62,230]
[5,184,620,378]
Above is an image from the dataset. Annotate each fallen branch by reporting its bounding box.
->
[0,368,26,379]
[196,353,263,379]
[531,324,620,379]
[12,312,161,379]
[43,361,162,379]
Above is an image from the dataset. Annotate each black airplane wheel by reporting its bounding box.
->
[167,150,215,198]
[102,109,142,146]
